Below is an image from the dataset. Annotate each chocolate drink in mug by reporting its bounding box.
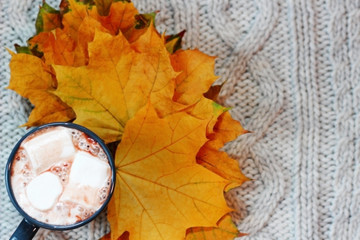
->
[10,126,112,225]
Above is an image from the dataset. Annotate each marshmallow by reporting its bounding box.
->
[23,127,76,174]
[26,172,63,211]
[60,152,111,208]
[69,152,110,188]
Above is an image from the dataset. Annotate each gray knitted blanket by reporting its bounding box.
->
[1,0,359,239]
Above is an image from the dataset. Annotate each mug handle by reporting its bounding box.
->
[10,218,39,240]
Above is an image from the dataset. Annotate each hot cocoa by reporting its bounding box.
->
[10,126,112,225]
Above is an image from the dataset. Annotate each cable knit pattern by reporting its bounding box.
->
[1,0,359,239]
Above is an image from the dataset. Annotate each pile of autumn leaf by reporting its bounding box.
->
[8,0,249,239]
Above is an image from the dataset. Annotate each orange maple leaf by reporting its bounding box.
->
[91,1,138,35]
[107,102,232,240]
[61,0,138,40]
[29,16,109,66]
[29,29,77,66]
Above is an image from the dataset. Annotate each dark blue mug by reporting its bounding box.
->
[5,122,116,240]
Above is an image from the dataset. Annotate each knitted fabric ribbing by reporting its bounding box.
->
[0,0,359,240]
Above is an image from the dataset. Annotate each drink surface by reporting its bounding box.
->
[10,126,112,225]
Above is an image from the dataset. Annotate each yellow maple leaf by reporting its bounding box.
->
[170,49,218,105]
[181,96,248,191]
[75,16,110,65]
[53,26,177,143]
[186,214,246,240]
[197,111,250,191]
[107,102,231,240]
[181,97,226,137]
[61,0,89,40]
[130,23,185,117]
[7,52,75,126]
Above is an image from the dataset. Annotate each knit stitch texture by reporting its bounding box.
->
[0,0,359,239]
